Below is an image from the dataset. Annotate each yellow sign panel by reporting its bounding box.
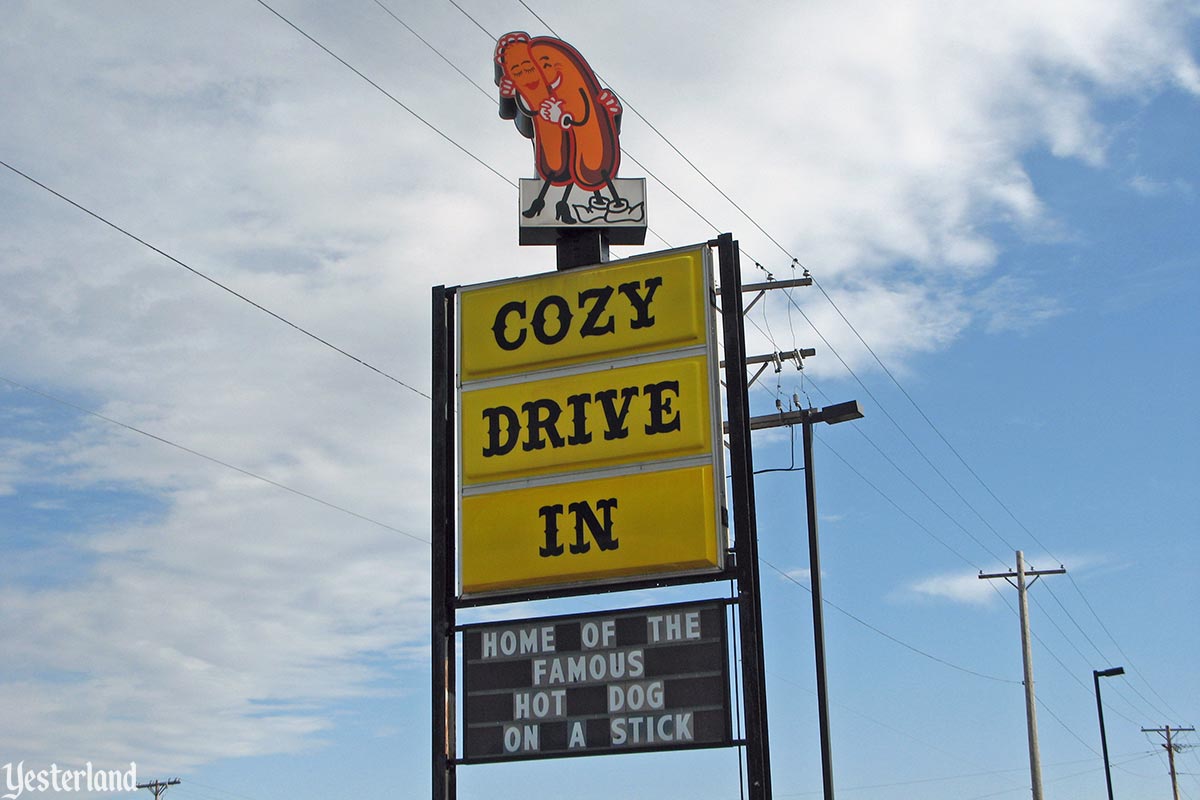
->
[461,464,719,595]
[459,249,708,382]
[460,355,712,486]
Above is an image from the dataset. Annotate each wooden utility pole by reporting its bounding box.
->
[979,551,1065,800]
[136,779,181,800]
[1142,725,1195,800]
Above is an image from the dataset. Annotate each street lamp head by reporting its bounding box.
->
[1095,666,1125,678]
[817,400,865,425]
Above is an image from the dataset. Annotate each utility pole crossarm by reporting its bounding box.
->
[1142,726,1195,800]
[737,276,813,315]
[136,779,182,800]
[733,349,817,367]
[1142,725,1197,734]
[740,277,813,293]
[719,349,817,388]
[978,567,1066,580]
[729,275,816,316]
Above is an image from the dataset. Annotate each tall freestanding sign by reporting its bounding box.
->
[430,32,771,800]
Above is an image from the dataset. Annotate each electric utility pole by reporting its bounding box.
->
[136,779,181,800]
[1142,725,1194,800]
[979,550,1066,800]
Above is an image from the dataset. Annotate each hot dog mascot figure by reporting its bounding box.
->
[495,32,633,225]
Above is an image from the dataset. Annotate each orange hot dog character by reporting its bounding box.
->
[495,32,624,224]
[496,33,572,207]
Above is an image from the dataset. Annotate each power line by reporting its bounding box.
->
[767,288,1017,563]
[444,0,493,39]
[173,780,262,800]
[1,375,430,545]
[776,748,1147,797]
[0,158,430,400]
[816,433,980,570]
[801,374,996,568]
[767,669,1029,796]
[1039,582,1167,722]
[972,558,1142,734]
[1066,571,1186,722]
[820,269,1066,563]
[764,378,1125,711]
[1036,696,1102,757]
[810,275,1032,553]
[753,340,1148,728]
[253,0,515,190]
[760,556,1018,684]
[371,0,497,102]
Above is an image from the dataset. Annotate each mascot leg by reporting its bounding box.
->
[524,178,552,218]
[555,184,577,224]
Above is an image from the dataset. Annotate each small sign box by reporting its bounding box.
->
[461,600,732,763]
[517,178,647,246]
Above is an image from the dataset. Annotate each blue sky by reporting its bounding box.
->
[1,2,1197,800]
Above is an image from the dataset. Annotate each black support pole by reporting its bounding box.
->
[802,416,835,800]
[716,233,772,800]
[556,229,609,270]
[431,285,456,800]
[1093,670,1117,800]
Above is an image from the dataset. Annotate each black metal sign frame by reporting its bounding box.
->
[431,234,771,798]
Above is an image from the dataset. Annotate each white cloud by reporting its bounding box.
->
[783,567,812,584]
[906,570,998,606]
[971,276,1066,334]
[1129,173,1196,197]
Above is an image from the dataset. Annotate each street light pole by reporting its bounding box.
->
[1093,667,1125,800]
[801,412,835,800]
[741,399,864,800]
[800,401,864,800]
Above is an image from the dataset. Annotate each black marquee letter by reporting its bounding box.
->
[531,295,573,345]
[521,398,565,451]
[567,498,619,554]
[595,387,639,440]
[539,504,564,557]
[481,405,519,457]
[492,300,527,351]
[565,393,593,446]
[578,285,616,337]
[617,277,663,330]
[643,380,681,435]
